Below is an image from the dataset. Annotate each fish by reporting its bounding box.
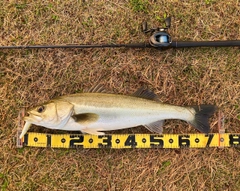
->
[19,86,217,138]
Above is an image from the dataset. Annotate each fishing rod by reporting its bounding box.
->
[1,17,240,50]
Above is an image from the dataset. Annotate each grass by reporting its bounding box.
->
[1,0,240,190]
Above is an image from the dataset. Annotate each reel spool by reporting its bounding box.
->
[142,17,172,48]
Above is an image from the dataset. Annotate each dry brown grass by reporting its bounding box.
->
[1,0,240,190]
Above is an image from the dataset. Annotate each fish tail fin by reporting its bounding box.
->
[189,105,217,133]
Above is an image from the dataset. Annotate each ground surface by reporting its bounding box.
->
[1,0,240,190]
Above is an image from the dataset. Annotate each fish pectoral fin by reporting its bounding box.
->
[132,87,159,101]
[72,113,99,124]
[72,113,102,135]
[144,120,164,134]
[81,129,105,135]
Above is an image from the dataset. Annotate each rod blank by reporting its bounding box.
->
[0,40,240,50]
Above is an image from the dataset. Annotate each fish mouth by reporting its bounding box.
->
[23,112,42,123]
[19,112,42,139]
[19,121,32,139]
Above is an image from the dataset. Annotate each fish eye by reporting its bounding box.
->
[37,106,45,113]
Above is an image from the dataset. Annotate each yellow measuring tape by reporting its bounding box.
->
[17,109,236,149]
[16,132,240,149]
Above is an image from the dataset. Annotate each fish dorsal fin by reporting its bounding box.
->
[144,120,164,134]
[132,87,159,101]
[87,84,107,93]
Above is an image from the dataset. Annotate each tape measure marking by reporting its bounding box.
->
[17,110,237,149]
[16,133,240,149]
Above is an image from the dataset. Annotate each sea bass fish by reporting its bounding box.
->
[19,87,217,138]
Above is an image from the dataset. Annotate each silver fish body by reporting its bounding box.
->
[20,88,216,138]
